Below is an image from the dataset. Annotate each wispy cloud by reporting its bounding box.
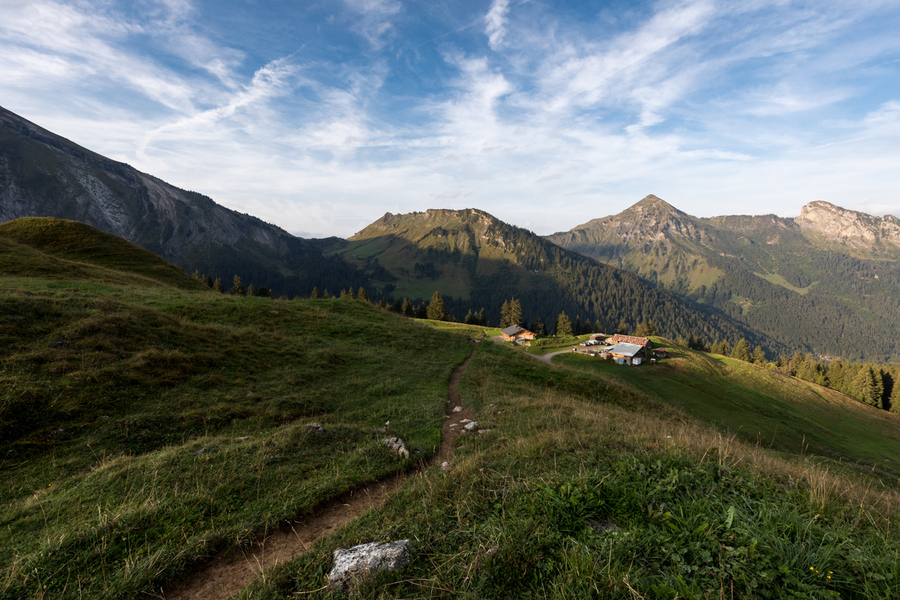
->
[484,0,511,51]
[1,0,898,237]
[343,0,402,49]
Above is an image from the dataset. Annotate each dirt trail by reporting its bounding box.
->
[533,348,573,364]
[162,343,478,600]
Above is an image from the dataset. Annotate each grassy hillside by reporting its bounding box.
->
[554,343,900,482]
[3,227,900,598]
[0,235,472,598]
[0,217,207,290]
[240,340,900,599]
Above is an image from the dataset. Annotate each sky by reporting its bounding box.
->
[1,0,899,238]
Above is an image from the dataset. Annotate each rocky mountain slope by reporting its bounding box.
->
[0,105,365,296]
[548,195,900,361]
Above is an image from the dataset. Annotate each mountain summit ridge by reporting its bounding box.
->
[548,195,900,361]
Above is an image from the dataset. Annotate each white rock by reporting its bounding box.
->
[383,437,410,459]
[328,539,410,590]
[464,421,479,431]
[440,461,451,471]
[452,406,464,413]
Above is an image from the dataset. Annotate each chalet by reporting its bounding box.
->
[607,342,647,365]
[608,334,652,350]
[500,325,536,341]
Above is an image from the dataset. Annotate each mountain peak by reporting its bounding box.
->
[796,201,900,251]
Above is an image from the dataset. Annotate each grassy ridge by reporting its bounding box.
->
[0,218,206,290]
[240,342,900,599]
[555,346,900,481]
[0,240,471,598]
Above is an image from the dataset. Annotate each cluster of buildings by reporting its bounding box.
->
[499,326,667,366]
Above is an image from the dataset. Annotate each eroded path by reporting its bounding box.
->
[162,343,478,600]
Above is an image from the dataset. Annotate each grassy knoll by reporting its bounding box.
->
[0,232,472,598]
[0,217,206,291]
[241,342,900,599]
[554,345,900,482]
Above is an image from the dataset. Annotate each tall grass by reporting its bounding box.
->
[241,342,900,599]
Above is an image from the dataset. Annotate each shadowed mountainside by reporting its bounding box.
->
[0,105,366,296]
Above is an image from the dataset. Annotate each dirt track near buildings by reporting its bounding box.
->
[161,343,478,600]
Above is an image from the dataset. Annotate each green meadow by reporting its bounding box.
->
[2,218,900,599]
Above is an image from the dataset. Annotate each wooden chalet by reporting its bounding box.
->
[500,325,536,341]
[608,334,652,350]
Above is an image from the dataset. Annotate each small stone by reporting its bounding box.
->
[383,437,410,459]
[194,448,207,455]
[461,418,472,424]
[328,539,410,590]
[588,519,620,533]
[477,429,492,435]
[440,461,451,471]
[452,406,464,413]
[448,423,458,428]
[375,426,389,435]
[307,423,326,436]
[464,421,479,431]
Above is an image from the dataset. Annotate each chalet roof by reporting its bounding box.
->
[607,342,645,358]
[609,334,651,347]
[500,325,531,337]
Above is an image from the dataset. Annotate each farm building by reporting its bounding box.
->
[500,325,536,341]
[608,334,652,350]
[607,342,647,365]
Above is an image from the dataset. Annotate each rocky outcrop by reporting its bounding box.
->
[795,201,900,252]
[328,540,411,590]
[383,437,410,459]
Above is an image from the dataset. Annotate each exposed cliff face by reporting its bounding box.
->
[795,201,900,252]
[0,105,366,295]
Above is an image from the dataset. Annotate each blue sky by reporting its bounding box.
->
[1,0,899,238]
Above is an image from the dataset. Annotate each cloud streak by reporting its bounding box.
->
[1,0,898,238]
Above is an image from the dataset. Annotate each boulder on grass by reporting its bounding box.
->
[383,437,409,459]
[328,539,410,590]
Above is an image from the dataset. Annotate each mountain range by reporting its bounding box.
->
[548,195,900,361]
[2,105,898,360]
